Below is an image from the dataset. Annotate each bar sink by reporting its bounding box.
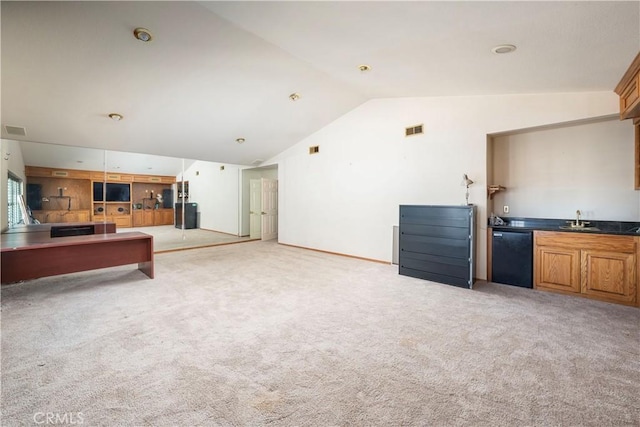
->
[558,225,600,231]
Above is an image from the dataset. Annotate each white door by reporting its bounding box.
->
[249,179,262,239]
[261,178,278,241]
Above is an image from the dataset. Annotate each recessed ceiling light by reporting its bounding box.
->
[289,93,300,101]
[358,64,371,72]
[491,44,516,54]
[108,113,123,121]
[134,28,153,42]
[236,137,245,144]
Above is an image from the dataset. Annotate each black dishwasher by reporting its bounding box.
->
[491,230,533,288]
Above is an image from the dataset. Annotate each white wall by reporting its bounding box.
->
[491,119,638,221]
[266,91,621,280]
[181,160,241,235]
[0,139,27,231]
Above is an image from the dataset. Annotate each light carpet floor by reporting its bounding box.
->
[1,241,639,426]
[123,225,253,252]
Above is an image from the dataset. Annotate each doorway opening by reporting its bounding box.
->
[241,165,278,240]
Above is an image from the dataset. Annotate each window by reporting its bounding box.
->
[7,172,23,228]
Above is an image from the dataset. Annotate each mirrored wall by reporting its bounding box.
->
[17,141,253,252]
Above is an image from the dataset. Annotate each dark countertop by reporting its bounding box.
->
[489,217,640,236]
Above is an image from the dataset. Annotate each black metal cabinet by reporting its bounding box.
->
[399,205,475,289]
[175,202,198,229]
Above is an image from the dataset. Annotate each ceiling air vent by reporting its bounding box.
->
[405,124,424,137]
[309,145,320,154]
[5,125,26,136]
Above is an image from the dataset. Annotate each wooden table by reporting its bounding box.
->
[1,231,154,284]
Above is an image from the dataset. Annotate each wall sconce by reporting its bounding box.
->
[461,173,474,205]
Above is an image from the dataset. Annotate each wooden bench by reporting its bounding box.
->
[1,231,153,284]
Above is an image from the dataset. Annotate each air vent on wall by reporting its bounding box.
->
[309,145,320,154]
[5,125,26,136]
[405,124,424,137]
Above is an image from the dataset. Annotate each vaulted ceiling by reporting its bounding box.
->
[2,1,639,171]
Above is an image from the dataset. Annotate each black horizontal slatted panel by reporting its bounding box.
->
[399,205,474,289]
[401,235,468,259]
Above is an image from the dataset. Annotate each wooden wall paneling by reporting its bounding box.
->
[25,166,91,180]
[132,183,170,206]
[27,177,92,210]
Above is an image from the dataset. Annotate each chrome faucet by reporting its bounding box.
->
[567,209,589,228]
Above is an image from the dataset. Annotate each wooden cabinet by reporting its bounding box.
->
[93,215,131,228]
[535,246,581,293]
[132,209,173,227]
[635,125,640,190]
[615,52,640,123]
[534,231,637,306]
[142,211,154,226]
[102,173,133,182]
[155,209,173,225]
[581,249,635,304]
[133,210,156,227]
[112,215,131,228]
[614,52,640,189]
[25,166,91,180]
[26,166,175,229]
[32,210,91,224]
[132,174,176,184]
